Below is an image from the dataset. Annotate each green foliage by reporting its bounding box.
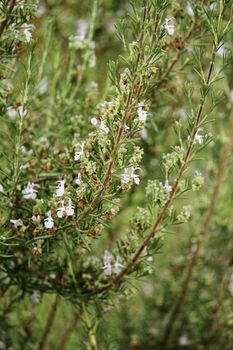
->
[0,0,233,349]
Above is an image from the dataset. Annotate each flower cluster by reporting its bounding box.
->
[103,250,123,276]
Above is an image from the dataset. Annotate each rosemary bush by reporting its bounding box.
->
[0,0,233,349]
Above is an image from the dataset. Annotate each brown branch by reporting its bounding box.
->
[69,1,149,227]
[113,50,216,284]
[55,312,79,350]
[156,21,196,91]
[161,111,233,347]
[87,46,217,299]
[205,222,233,343]
[215,238,233,320]
[37,296,59,350]
[56,4,197,235]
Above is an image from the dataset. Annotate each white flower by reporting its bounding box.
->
[23,24,35,43]
[124,125,130,134]
[229,272,233,297]
[209,2,217,10]
[99,122,109,134]
[137,102,148,122]
[7,106,17,119]
[164,17,176,36]
[75,173,82,185]
[187,3,194,17]
[164,180,172,192]
[113,256,123,274]
[179,334,189,346]
[121,167,140,185]
[10,219,23,228]
[20,163,30,170]
[18,106,27,118]
[32,215,41,223]
[66,199,74,216]
[90,81,98,89]
[44,211,54,229]
[0,184,3,193]
[89,54,96,68]
[217,43,226,57]
[22,182,38,200]
[56,180,65,197]
[121,169,130,185]
[76,19,88,41]
[36,4,46,17]
[103,249,112,276]
[74,143,84,161]
[140,128,148,139]
[195,128,204,145]
[0,340,5,350]
[147,256,153,262]
[31,290,41,304]
[134,173,140,185]
[230,90,233,101]
[56,200,66,218]
[91,117,98,126]
[38,77,47,95]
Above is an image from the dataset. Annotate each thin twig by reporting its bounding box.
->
[55,312,79,350]
[156,21,197,91]
[37,296,59,350]
[88,46,217,298]
[70,1,149,227]
[161,111,233,346]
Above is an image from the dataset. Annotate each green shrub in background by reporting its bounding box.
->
[0,0,233,349]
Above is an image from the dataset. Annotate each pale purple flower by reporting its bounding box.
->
[38,77,48,95]
[99,122,109,134]
[10,219,23,228]
[23,24,35,43]
[18,106,27,118]
[75,173,82,185]
[103,250,112,276]
[164,17,176,35]
[32,215,41,223]
[31,290,41,304]
[56,180,65,197]
[91,117,98,126]
[44,211,54,229]
[113,256,123,274]
[7,106,17,119]
[124,125,130,134]
[76,19,88,41]
[56,200,65,218]
[164,180,172,192]
[195,128,204,145]
[121,167,140,185]
[66,199,74,216]
[74,143,84,161]
[22,182,38,200]
[20,163,30,170]
[137,102,148,122]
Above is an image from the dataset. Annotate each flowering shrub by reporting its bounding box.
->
[0,0,233,349]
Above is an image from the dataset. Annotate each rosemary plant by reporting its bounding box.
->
[0,0,233,349]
